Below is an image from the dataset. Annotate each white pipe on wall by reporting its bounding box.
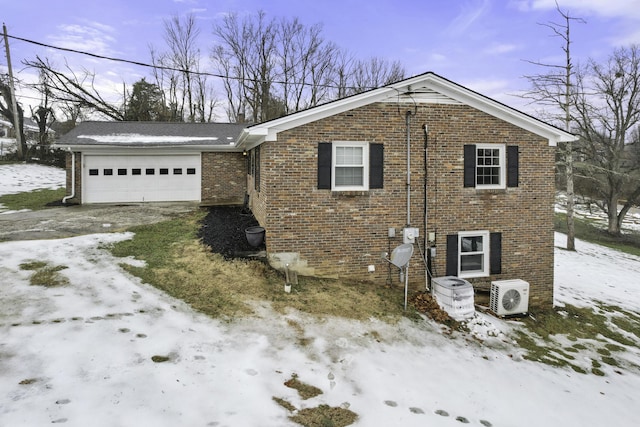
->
[62,149,75,204]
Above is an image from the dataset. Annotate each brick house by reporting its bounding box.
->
[236,72,574,309]
[58,72,574,308]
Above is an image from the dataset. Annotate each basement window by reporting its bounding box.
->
[458,230,490,278]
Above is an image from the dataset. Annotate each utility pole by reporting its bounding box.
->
[3,23,23,159]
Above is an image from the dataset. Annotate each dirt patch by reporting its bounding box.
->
[198,206,265,258]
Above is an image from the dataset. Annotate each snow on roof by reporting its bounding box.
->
[57,121,246,148]
[76,134,227,144]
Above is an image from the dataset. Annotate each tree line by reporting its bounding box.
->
[15,11,405,127]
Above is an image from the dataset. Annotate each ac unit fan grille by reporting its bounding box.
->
[502,289,521,311]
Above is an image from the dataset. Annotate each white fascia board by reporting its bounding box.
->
[237,86,396,149]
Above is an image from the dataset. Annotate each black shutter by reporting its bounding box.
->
[463,144,476,188]
[369,143,384,189]
[490,232,502,275]
[446,234,458,276]
[318,143,332,189]
[507,145,519,188]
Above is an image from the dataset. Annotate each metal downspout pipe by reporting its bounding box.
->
[62,149,75,204]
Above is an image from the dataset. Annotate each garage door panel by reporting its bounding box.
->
[83,155,201,203]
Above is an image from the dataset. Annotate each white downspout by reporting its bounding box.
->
[62,148,75,204]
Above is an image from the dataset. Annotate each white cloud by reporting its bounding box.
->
[525,0,640,19]
[49,22,118,57]
[484,43,520,55]
[447,0,492,35]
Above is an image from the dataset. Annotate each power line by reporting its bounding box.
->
[7,32,228,79]
[6,32,364,91]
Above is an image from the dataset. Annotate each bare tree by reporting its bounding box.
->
[573,45,640,235]
[150,13,216,122]
[276,18,337,113]
[0,75,27,157]
[23,56,125,120]
[348,57,406,95]
[522,4,583,250]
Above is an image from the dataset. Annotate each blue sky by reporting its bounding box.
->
[3,0,640,119]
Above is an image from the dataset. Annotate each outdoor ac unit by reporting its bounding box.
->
[432,276,475,320]
[490,279,529,316]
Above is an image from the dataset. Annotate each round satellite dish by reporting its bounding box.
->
[390,243,414,268]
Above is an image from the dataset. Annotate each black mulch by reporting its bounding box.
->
[198,206,266,258]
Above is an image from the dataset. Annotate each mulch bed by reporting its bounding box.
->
[198,206,265,258]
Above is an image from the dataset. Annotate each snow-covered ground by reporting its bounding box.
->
[0,163,65,197]
[1,164,639,426]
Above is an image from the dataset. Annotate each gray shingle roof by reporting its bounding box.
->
[57,121,246,147]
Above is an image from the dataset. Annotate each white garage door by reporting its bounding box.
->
[83,154,201,203]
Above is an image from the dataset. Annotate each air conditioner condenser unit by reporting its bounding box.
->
[490,279,529,317]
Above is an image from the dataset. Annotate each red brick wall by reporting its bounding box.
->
[247,102,556,308]
[201,152,246,205]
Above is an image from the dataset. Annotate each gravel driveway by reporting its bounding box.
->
[0,202,200,241]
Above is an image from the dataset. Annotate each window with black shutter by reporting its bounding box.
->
[317,142,383,190]
[463,144,519,189]
[446,231,502,278]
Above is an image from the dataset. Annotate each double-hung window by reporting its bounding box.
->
[464,143,519,189]
[458,230,490,278]
[447,230,501,278]
[332,142,369,191]
[476,144,505,188]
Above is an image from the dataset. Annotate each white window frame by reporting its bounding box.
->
[331,141,369,191]
[475,143,506,190]
[458,230,490,278]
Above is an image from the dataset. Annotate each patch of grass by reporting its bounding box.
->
[21,262,69,287]
[0,187,66,211]
[284,374,323,400]
[19,261,49,271]
[273,397,296,412]
[554,212,640,256]
[289,405,358,427]
[515,304,638,374]
[108,211,407,321]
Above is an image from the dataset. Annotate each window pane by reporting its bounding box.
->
[103,169,113,176]
[132,168,141,175]
[173,168,182,175]
[461,235,484,253]
[461,254,483,271]
[159,168,169,175]
[186,168,196,175]
[336,146,363,166]
[89,169,98,176]
[335,166,363,186]
[146,168,155,175]
[118,169,127,176]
